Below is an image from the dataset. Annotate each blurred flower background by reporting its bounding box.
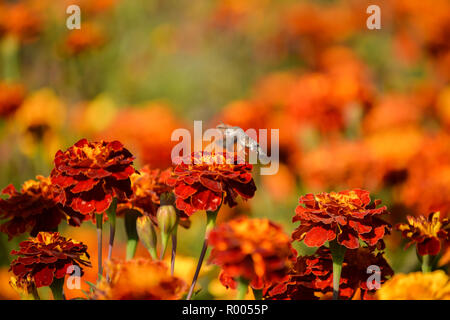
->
[1,0,450,299]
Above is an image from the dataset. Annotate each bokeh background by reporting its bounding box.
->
[1,0,450,299]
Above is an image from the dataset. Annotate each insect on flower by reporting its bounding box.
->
[216,122,270,163]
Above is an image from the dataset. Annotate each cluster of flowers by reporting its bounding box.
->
[1,137,449,300]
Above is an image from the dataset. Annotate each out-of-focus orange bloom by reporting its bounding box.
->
[0,82,25,119]
[364,126,425,173]
[64,22,106,56]
[318,46,374,108]
[99,103,185,169]
[0,268,20,300]
[261,163,296,203]
[93,259,187,300]
[70,94,118,137]
[0,2,42,42]
[297,140,382,191]
[397,212,450,256]
[279,2,358,60]
[437,86,450,129]
[376,270,450,300]
[401,133,450,215]
[216,100,271,132]
[362,95,422,134]
[12,88,65,160]
[209,217,296,289]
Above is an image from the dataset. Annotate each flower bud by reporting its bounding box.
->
[136,215,157,260]
[157,205,178,259]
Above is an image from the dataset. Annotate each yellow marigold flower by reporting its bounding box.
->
[377,271,450,300]
[397,212,450,256]
[93,259,187,300]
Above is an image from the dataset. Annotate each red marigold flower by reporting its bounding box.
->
[92,259,187,300]
[51,139,136,221]
[10,232,91,288]
[209,217,296,289]
[266,247,393,300]
[397,212,450,256]
[292,189,390,249]
[0,176,84,240]
[167,152,256,216]
[117,166,172,220]
[0,81,25,119]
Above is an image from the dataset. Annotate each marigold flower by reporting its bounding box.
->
[208,217,296,289]
[51,139,136,220]
[292,189,390,249]
[10,232,91,288]
[401,133,450,215]
[0,176,84,240]
[0,81,25,119]
[377,270,450,300]
[0,3,42,42]
[117,166,172,220]
[397,212,450,256]
[266,247,393,300]
[99,103,185,169]
[64,22,105,56]
[167,152,256,216]
[93,259,186,300]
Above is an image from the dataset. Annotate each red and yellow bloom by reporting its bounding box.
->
[266,247,393,300]
[209,217,296,289]
[397,212,450,256]
[10,232,91,288]
[167,152,256,216]
[0,176,83,240]
[51,139,136,220]
[292,189,390,249]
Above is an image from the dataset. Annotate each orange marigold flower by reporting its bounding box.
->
[266,247,393,300]
[0,3,42,42]
[93,259,186,300]
[292,189,390,249]
[208,217,296,289]
[64,22,105,56]
[376,271,450,300]
[397,212,450,256]
[117,166,173,220]
[0,81,25,119]
[0,176,84,240]
[167,152,256,216]
[98,103,185,169]
[10,232,91,288]
[51,139,136,220]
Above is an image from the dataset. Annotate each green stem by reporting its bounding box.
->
[252,288,263,300]
[329,240,346,300]
[31,285,40,300]
[96,214,103,279]
[50,277,65,300]
[107,199,117,262]
[171,222,178,276]
[421,254,433,273]
[1,35,20,81]
[186,208,220,300]
[237,278,250,300]
[125,210,139,260]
